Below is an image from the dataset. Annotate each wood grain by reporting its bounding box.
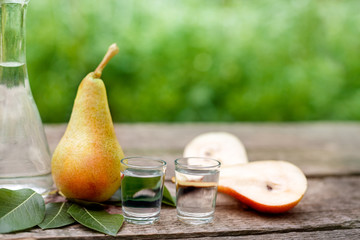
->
[45,123,360,177]
[1,123,359,239]
[1,173,359,239]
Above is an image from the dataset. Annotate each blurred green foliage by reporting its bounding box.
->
[26,0,360,122]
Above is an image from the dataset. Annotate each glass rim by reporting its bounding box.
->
[175,157,221,169]
[121,156,167,169]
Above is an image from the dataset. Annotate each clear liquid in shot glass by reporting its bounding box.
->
[175,169,219,224]
[121,169,165,224]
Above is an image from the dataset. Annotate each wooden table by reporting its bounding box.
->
[2,123,360,239]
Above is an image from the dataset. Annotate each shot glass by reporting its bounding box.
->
[175,157,221,224]
[120,157,167,224]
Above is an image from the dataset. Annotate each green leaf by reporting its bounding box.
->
[68,198,107,209]
[162,185,176,207]
[108,186,175,207]
[68,204,124,236]
[38,202,75,229]
[0,188,45,233]
[121,174,162,197]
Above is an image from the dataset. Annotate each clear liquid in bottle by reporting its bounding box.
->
[0,1,53,193]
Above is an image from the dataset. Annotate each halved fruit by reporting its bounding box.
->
[218,160,307,213]
[184,132,248,167]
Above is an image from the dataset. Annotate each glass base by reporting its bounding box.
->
[177,215,214,225]
[0,173,53,194]
[124,215,159,225]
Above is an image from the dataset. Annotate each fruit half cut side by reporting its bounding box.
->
[184,132,248,167]
[218,160,307,213]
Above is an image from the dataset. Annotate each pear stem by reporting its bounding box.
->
[94,43,119,78]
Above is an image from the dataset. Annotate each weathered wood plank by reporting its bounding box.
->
[1,176,359,239]
[173,229,360,240]
[4,123,355,239]
[45,123,360,177]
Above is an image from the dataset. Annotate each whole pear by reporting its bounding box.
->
[51,44,124,202]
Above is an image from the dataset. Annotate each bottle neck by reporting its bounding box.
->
[0,0,29,64]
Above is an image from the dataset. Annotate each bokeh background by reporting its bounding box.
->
[26,0,360,123]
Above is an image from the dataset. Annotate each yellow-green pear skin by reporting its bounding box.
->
[51,71,124,202]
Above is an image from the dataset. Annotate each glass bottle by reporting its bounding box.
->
[0,0,52,193]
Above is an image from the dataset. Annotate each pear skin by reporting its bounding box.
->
[51,44,124,202]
